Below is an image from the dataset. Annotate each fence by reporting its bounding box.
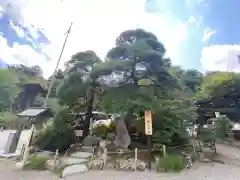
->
[18,142,192,171]
[89,143,192,171]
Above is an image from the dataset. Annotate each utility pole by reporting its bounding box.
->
[44,22,73,106]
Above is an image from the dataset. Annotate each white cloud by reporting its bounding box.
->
[0,35,56,77]
[0,0,202,77]
[140,13,188,65]
[200,45,240,72]
[202,27,216,42]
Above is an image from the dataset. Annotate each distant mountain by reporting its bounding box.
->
[0,7,51,68]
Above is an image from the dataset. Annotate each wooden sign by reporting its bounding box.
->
[138,79,151,86]
[144,110,152,135]
[215,112,220,118]
[75,130,83,137]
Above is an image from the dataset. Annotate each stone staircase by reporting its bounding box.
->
[61,147,94,178]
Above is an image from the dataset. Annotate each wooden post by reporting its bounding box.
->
[192,139,196,153]
[22,124,35,163]
[102,148,107,170]
[134,148,138,171]
[52,149,59,171]
[162,145,166,157]
[144,110,152,171]
[19,144,25,161]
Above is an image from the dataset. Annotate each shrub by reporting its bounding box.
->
[200,127,216,144]
[92,125,108,138]
[33,109,76,153]
[157,154,184,172]
[32,124,76,153]
[0,111,19,129]
[215,116,232,139]
[23,155,48,170]
[0,111,17,122]
[107,121,117,133]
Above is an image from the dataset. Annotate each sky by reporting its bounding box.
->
[1,0,240,77]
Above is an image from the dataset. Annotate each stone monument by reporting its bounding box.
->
[0,131,21,158]
[115,118,131,149]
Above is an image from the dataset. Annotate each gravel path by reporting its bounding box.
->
[0,143,240,180]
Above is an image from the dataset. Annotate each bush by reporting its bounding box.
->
[215,116,232,139]
[108,121,117,133]
[92,125,108,138]
[32,124,76,153]
[33,109,76,153]
[157,154,184,172]
[0,111,19,129]
[200,127,216,144]
[23,155,48,170]
[0,111,17,122]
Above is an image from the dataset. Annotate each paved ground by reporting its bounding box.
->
[1,132,240,180]
[0,159,240,180]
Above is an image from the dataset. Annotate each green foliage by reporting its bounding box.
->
[24,155,48,170]
[169,66,202,93]
[200,127,216,144]
[108,121,117,133]
[33,123,76,152]
[0,111,18,122]
[0,69,19,110]
[215,116,233,139]
[0,111,18,129]
[157,154,184,172]
[57,50,102,116]
[33,109,76,152]
[92,125,108,138]
[44,98,62,113]
[200,115,233,144]
[196,71,235,99]
[57,73,87,109]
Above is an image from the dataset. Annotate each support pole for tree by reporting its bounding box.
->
[147,135,152,170]
[44,22,73,106]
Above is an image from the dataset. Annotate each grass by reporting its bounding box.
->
[23,155,49,171]
[156,154,184,172]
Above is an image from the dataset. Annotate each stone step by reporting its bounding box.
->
[60,157,88,165]
[81,146,95,153]
[62,164,88,178]
[70,151,93,159]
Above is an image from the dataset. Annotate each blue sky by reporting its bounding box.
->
[1,0,240,77]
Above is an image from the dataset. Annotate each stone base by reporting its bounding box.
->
[0,151,20,158]
[15,161,24,169]
[62,164,88,178]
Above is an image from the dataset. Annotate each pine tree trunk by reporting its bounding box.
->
[83,87,94,137]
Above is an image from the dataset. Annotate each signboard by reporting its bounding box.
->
[138,79,151,86]
[144,110,152,135]
[215,112,220,118]
[75,130,83,137]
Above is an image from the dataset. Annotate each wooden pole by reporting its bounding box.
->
[147,135,152,170]
[162,144,166,157]
[102,148,107,170]
[53,149,59,171]
[44,22,73,106]
[134,148,138,171]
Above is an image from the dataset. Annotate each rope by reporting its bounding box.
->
[106,144,191,154]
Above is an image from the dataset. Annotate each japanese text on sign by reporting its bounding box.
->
[144,110,152,135]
